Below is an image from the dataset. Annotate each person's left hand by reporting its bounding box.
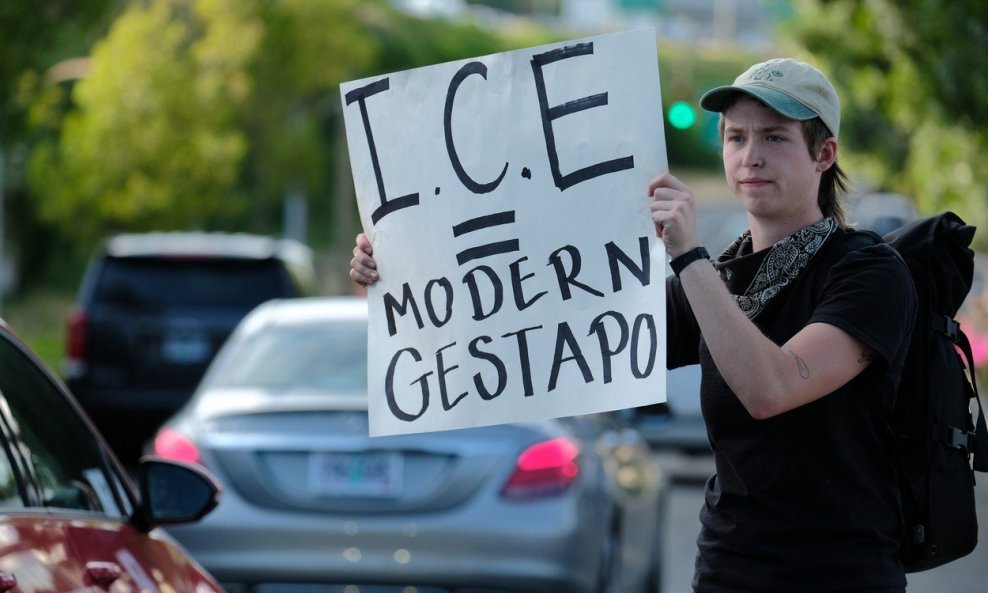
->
[349,233,379,286]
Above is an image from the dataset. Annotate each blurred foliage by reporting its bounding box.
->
[0,0,121,292]
[470,0,562,16]
[0,0,117,138]
[789,0,988,248]
[29,0,376,250]
[2,288,75,372]
[657,43,764,170]
[22,0,548,279]
[7,0,748,294]
[8,0,987,292]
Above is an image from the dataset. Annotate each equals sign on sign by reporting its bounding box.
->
[452,211,520,265]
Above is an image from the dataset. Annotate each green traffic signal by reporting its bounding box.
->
[668,101,697,130]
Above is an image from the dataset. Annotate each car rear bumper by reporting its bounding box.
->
[166,487,608,593]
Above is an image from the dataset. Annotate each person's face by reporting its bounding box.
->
[721,96,835,224]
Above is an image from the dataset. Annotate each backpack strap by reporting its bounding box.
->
[854,220,986,469]
[952,324,988,472]
[840,228,883,254]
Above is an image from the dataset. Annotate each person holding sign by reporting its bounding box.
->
[650,58,915,592]
[352,57,916,592]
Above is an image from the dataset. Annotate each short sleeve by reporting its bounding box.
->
[809,243,917,369]
[666,274,702,369]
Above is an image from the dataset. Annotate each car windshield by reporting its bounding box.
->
[95,257,289,308]
[211,320,368,392]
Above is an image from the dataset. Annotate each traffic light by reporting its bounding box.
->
[667,101,697,130]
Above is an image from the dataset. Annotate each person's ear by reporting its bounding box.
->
[816,137,838,172]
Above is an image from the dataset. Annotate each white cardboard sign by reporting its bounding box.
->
[341,29,668,436]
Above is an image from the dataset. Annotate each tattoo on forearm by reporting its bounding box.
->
[858,349,875,364]
[786,349,810,380]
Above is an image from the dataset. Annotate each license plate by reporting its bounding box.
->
[161,332,210,363]
[309,451,403,498]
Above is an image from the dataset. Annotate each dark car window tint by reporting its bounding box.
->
[212,321,367,391]
[0,421,24,508]
[0,336,126,516]
[95,257,291,309]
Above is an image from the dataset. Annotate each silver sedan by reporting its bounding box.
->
[152,296,667,593]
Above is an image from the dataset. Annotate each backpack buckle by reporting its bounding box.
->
[945,425,974,451]
[933,315,960,342]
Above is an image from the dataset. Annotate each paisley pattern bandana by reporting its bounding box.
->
[720,217,838,319]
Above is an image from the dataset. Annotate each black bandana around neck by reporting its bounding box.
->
[720,217,838,319]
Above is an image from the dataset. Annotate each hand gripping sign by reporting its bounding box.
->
[341,29,668,436]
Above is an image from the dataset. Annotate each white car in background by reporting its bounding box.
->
[151,296,667,593]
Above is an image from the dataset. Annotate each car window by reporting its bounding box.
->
[0,414,24,509]
[211,321,368,391]
[95,257,291,309]
[0,335,129,517]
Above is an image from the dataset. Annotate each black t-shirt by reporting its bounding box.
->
[667,228,917,593]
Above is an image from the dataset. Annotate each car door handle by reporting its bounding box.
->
[85,562,123,589]
[0,572,16,593]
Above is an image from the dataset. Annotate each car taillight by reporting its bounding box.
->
[502,437,580,499]
[66,307,87,360]
[153,428,202,464]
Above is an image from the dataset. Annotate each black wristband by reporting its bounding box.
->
[670,246,710,277]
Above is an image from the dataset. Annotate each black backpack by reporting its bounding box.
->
[866,212,988,572]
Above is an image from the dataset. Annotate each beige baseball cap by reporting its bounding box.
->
[699,58,840,139]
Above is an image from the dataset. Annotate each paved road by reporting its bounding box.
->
[654,452,988,592]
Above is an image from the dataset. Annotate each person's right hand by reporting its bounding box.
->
[648,172,701,259]
[349,233,379,286]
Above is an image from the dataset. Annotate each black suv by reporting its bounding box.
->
[65,231,318,464]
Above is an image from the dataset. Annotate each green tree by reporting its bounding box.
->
[234,0,378,232]
[29,0,377,249]
[0,0,119,290]
[32,0,259,242]
[789,0,988,246]
[26,0,539,264]
[0,0,117,140]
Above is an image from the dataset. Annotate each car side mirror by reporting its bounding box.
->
[136,456,221,530]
